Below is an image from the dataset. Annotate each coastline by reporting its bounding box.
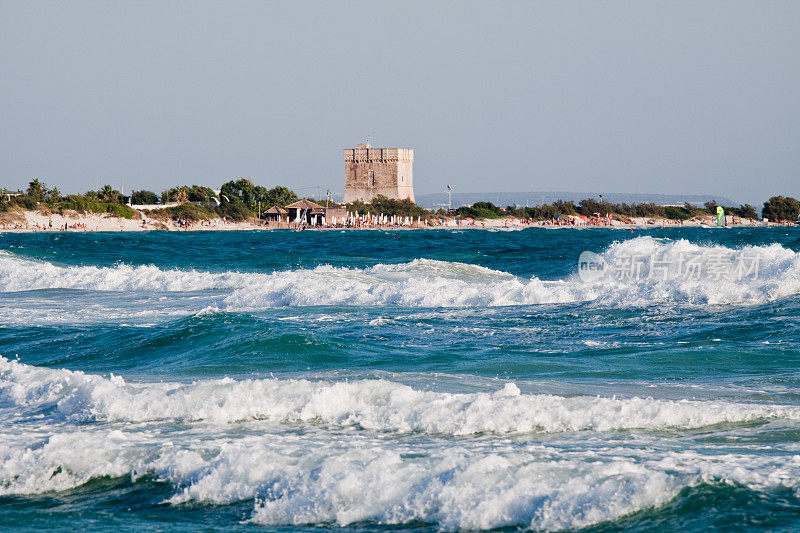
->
[0,208,790,233]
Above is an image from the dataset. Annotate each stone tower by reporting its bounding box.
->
[343,144,414,204]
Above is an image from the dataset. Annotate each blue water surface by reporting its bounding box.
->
[1,227,799,532]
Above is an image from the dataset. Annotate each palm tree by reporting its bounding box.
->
[99,185,120,203]
[26,179,47,201]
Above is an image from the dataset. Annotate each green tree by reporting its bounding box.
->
[131,190,159,205]
[346,196,427,218]
[219,179,298,213]
[762,196,800,222]
[551,200,578,216]
[188,185,217,202]
[98,185,122,204]
[162,185,218,204]
[632,203,666,218]
[577,198,615,217]
[26,179,47,202]
[736,204,758,220]
[262,186,298,207]
[220,178,256,207]
[663,206,691,220]
[46,187,61,202]
[455,201,502,219]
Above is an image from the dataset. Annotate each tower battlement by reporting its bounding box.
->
[343,145,414,204]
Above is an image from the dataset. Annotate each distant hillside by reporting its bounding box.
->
[415,191,739,209]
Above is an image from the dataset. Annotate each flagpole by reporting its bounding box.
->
[447,185,452,212]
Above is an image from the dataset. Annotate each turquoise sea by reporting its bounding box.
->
[1,227,800,531]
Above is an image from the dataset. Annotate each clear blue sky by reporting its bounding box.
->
[1,1,798,205]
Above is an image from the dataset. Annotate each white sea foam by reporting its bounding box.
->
[0,250,247,292]
[244,442,685,530]
[0,427,682,528]
[2,421,800,530]
[2,237,799,308]
[247,447,800,530]
[3,357,799,433]
[4,359,800,529]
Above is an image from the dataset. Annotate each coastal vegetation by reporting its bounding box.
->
[218,179,298,219]
[2,178,798,224]
[0,178,301,223]
[146,202,218,223]
[480,199,765,223]
[161,185,218,204]
[762,196,800,223]
[130,189,159,205]
[455,201,503,219]
[0,179,137,219]
[345,196,429,219]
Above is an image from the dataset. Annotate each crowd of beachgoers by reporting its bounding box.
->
[0,208,787,233]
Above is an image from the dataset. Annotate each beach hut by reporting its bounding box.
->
[285,199,325,226]
[263,206,288,224]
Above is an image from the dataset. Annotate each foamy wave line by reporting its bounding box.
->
[248,449,800,530]
[0,250,248,292]
[2,357,799,434]
[216,238,800,307]
[2,425,800,530]
[2,237,800,307]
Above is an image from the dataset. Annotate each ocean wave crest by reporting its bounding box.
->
[1,237,799,307]
[0,250,247,292]
[2,357,798,433]
[4,358,800,529]
[5,428,799,530]
[1,404,799,529]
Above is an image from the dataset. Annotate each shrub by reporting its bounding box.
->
[216,201,251,221]
[171,203,215,221]
[724,204,758,220]
[353,196,428,217]
[217,179,299,217]
[131,190,159,205]
[663,206,692,220]
[455,201,502,219]
[162,185,218,204]
[735,204,758,220]
[106,203,136,219]
[762,196,800,222]
[148,203,216,222]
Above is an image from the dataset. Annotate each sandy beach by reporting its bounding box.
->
[0,208,777,233]
[0,210,264,232]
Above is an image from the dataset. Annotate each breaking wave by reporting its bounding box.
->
[1,237,799,307]
[3,356,798,433]
[0,249,247,292]
[3,358,800,530]
[7,424,800,530]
